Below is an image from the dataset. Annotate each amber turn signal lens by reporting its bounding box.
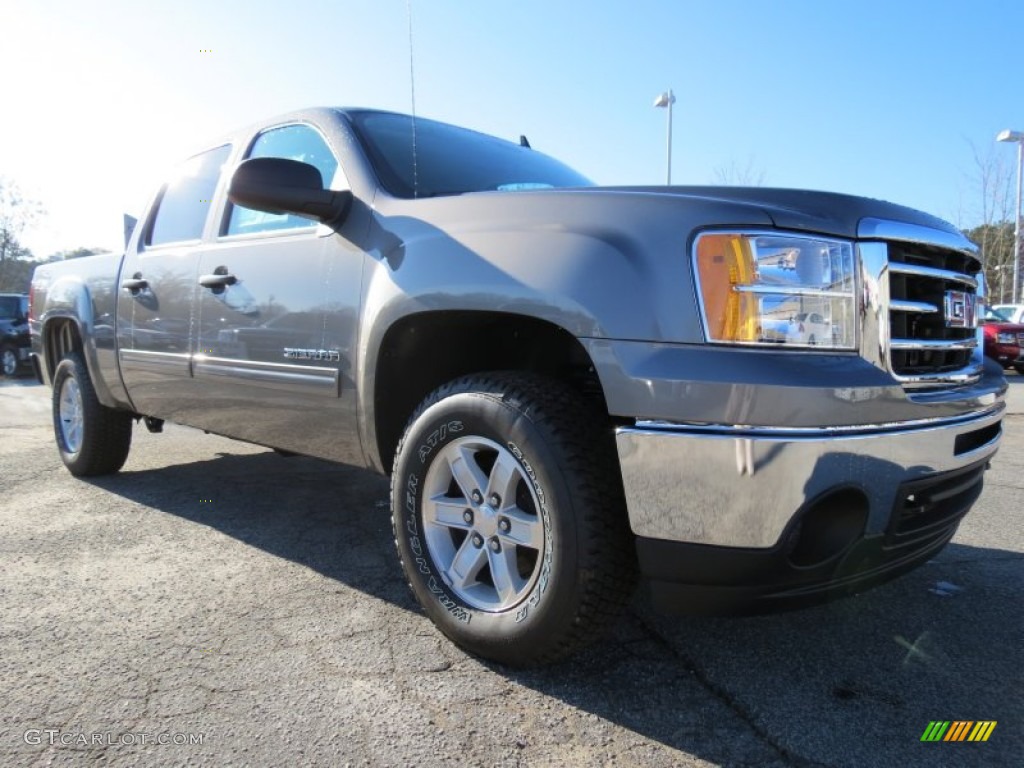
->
[695,234,760,343]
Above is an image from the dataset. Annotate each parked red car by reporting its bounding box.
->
[982,308,1024,374]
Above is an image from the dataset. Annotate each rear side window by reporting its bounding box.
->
[0,296,21,317]
[147,144,231,246]
[226,124,339,236]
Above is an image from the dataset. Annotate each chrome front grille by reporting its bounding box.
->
[857,219,985,388]
[887,243,981,378]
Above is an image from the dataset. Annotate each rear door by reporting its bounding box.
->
[117,144,231,419]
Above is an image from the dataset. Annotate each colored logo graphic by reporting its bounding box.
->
[921,721,997,742]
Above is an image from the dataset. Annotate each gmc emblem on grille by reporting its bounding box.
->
[944,290,976,328]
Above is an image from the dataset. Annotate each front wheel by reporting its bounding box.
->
[1014,364,1024,376]
[52,352,133,476]
[391,373,635,667]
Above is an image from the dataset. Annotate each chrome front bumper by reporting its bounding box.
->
[615,404,1003,549]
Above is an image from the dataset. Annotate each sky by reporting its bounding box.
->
[2,0,1023,258]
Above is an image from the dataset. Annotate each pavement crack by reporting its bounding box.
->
[626,607,833,768]
[931,554,1021,564]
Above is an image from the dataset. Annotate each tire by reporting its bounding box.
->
[391,372,636,667]
[1,344,18,377]
[52,351,133,476]
[1014,364,1024,376]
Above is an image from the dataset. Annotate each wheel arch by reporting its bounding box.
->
[41,313,130,409]
[366,310,609,474]
[37,274,125,409]
[41,315,85,381]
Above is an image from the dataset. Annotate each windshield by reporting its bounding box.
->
[986,307,1013,321]
[346,110,592,199]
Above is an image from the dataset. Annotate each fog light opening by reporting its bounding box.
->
[785,489,868,569]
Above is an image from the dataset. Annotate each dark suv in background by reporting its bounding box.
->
[1,293,30,377]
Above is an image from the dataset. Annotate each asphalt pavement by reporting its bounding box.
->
[0,374,1020,767]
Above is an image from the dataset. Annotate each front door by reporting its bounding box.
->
[188,122,362,458]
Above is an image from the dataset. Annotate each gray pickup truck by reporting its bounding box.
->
[30,107,1004,666]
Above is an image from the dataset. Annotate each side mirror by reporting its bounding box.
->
[228,158,352,223]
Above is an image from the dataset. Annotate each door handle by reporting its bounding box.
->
[198,272,238,289]
[121,274,148,293]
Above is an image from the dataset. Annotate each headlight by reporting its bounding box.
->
[997,331,1015,344]
[694,232,856,349]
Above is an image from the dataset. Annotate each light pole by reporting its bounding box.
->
[654,90,675,185]
[993,264,1008,303]
[997,129,1024,303]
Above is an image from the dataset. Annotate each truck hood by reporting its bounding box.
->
[593,186,961,241]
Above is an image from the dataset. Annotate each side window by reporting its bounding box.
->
[147,144,231,246]
[226,124,339,236]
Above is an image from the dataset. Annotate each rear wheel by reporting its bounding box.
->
[52,352,133,476]
[1,344,18,377]
[391,372,635,667]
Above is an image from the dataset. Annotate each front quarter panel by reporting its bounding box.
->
[353,190,777,468]
[362,189,777,345]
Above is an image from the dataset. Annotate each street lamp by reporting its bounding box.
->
[997,129,1024,303]
[654,89,675,185]
[993,263,1009,303]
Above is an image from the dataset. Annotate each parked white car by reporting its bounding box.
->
[787,311,830,345]
[990,304,1024,323]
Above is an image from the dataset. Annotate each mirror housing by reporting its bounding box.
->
[228,158,351,223]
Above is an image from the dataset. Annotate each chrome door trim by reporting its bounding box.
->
[192,354,339,396]
[118,349,191,375]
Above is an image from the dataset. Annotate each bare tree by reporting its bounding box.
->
[0,177,44,293]
[958,142,1015,304]
[713,156,766,187]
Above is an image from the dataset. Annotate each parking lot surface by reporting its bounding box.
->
[1,375,1021,767]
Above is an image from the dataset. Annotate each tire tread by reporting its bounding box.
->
[52,352,132,476]
[391,371,636,666]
